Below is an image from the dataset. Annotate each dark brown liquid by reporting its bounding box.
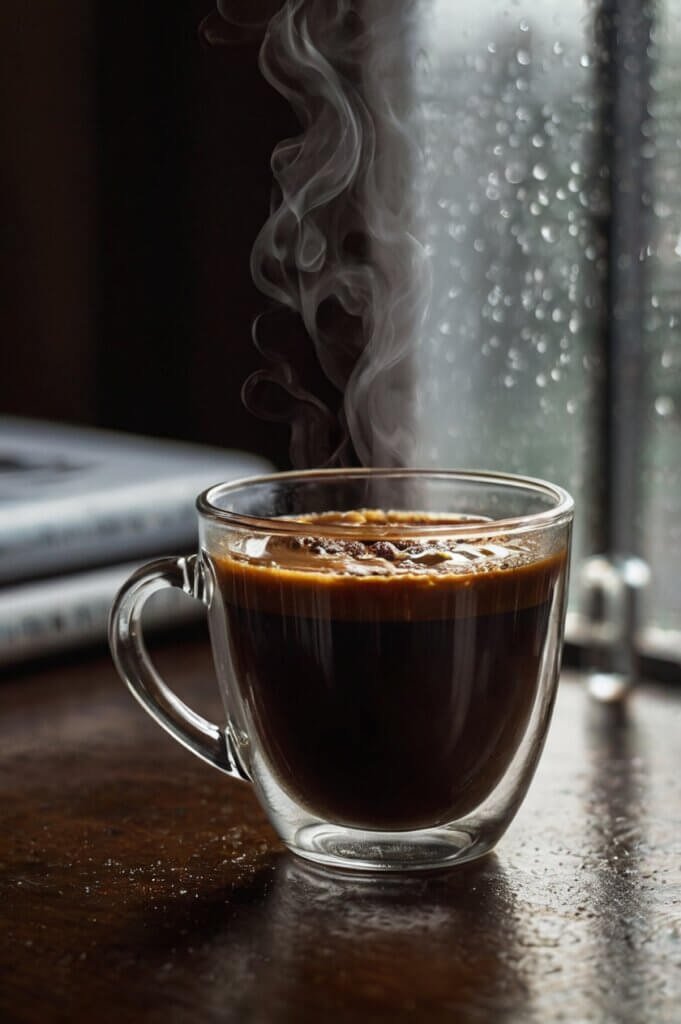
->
[214,512,565,831]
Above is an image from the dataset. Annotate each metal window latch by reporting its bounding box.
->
[578,554,651,702]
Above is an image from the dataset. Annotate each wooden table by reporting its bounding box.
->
[2,636,680,1023]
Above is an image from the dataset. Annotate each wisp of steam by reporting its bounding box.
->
[207,0,432,467]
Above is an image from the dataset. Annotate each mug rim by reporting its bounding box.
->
[197,467,574,539]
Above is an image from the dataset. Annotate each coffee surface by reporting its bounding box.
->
[212,511,565,830]
[218,510,560,620]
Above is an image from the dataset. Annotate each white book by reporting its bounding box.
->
[0,561,203,667]
[0,418,271,584]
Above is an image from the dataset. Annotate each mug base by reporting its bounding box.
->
[289,823,493,873]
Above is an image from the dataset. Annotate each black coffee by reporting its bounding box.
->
[213,511,565,831]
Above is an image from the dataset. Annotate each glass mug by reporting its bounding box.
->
[109,469,573,872]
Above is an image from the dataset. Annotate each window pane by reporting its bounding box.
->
[641,2,681,637]
[412,1,601,590]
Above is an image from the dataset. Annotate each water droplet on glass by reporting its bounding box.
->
[552,41,564,56]
[532,163,548,181]
[541,225,557,243]
[439,321,452,335]
[566,399,577,414]
[579,54,592,68]
[504,374,515,388]
[655,396,675,417]
[516,50,531,67]
[654,200,671,218]
[536,372,548,387]
[505,162,526,184]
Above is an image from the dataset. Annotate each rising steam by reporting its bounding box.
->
[210,0,432,467]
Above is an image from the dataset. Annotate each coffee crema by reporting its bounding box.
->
[212,511,565,831]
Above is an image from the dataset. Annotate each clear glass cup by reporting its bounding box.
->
[109,468,573,872]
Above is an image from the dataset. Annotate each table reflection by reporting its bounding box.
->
[583,701,653,1023]
[98,852,530,1021]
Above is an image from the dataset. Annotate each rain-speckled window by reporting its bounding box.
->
[641,1,681,641]
[408,0,680,678]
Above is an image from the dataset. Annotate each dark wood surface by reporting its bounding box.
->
[1,638,680,1023]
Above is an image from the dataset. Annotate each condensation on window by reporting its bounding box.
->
[640,2,681,634]
[411,1,604,600]
[396,0,681,642]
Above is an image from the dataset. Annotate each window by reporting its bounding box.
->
[409,0,680,674]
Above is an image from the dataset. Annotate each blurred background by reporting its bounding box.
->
[0,0,291,467]
[1,0,679,671]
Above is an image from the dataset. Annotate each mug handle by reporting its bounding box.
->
[108,554,249,781]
